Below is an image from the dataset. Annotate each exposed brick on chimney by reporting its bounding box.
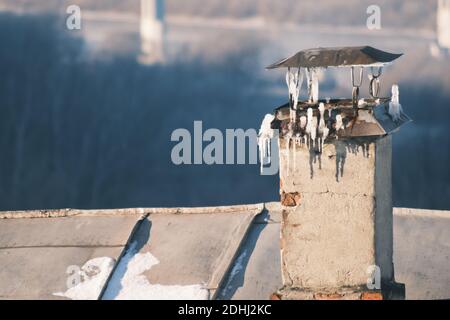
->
[270,293,281,300]
[280,192,301,207]
[361,292,383,300]
[313,292,344,300]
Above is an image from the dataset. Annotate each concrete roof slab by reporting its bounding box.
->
[130,209,261,296]
[394,208,450,300]
[217,208,282,300]
[0,247,123,299]
[0,214,143,299]
[0,216,141,248]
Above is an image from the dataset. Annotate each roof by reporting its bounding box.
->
[0,204,449,300]
[266,46,403,69]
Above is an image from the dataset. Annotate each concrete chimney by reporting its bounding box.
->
[277,135,407,299]
[265,46,409,300]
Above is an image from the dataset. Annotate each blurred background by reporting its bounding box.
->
[0,0,449,210]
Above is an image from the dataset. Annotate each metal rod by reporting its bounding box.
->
[351,67,363,108]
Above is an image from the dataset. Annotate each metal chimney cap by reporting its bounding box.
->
[266,46,403,69]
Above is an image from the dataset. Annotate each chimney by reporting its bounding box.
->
[265,46,410,300]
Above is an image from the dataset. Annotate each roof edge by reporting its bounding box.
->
[0,203,266,219]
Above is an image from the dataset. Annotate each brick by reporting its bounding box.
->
[281,192,301,207]
[270,293,281,300]
[361,292,383,300]
[314,292,344,300]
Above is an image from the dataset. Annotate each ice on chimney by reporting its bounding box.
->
[286,68,303,123]
[335,114,343,133]
[306,68,320,103]
[389,84,403,122]
[300,116,307,130]
[258,114,275,173]
[310,116,318,147]
[321,127,329,153]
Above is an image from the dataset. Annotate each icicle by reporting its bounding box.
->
[318,102,325,116]
[290,109,296,123]
[300,116,307,130]
[318,103,325,132]
[285,69,295,122]
[285,69,291,89]
[258,114,275,173]
[335,114,343,133]
[259,139,267,174]
[286,68,303,123]
[293,71,303,111]
[311,116,318,147]
[311,71,319,103]
[321,127,329,153]
[307,68,320,103]
[317,103,326,153]
[306,69,310,95]
[306,108,313,128]
[305,108,313,146]
[389,84,402,122]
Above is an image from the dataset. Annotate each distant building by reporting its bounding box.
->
[437,0,450,49]
[139,0,165,64]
